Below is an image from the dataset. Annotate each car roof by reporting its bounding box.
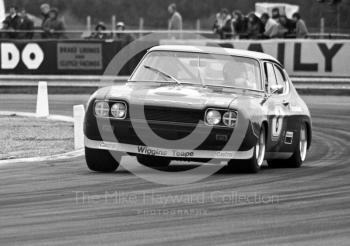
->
[149,45,280,64]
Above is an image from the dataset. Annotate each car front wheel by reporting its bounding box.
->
[228,125,266,173]
[85,147,120,172]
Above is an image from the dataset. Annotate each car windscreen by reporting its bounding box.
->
[129,51,262,91]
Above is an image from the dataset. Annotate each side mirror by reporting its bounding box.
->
[270,85,284,94]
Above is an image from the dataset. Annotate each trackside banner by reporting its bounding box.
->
[0,39,349,77]
[0,40,155,76]
[160,39,350,77]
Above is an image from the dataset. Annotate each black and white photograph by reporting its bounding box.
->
[0,0,349,245]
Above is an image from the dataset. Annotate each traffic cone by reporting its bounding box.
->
[36,81,49,117]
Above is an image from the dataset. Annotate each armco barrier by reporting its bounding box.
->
[0,39,349,78]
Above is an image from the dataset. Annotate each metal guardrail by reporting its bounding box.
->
[0,75,349,90]
[1,29,350,40]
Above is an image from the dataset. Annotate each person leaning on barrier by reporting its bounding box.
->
[88,22,110,40]
[247,12,264,39]
[42,8,66,39]
[261,13,279,39]
[0,20,11,39]
[115,22,134,45]
[292,12,309,39]
[4,6,20,38]
[213,8,233,40]
[40,3,51,38]
[232,10,248,38]
[17,9,34,39]
[278,15,296,38]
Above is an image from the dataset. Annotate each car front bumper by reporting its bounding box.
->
[85,137,254,160]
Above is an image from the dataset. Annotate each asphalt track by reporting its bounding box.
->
[0,94,350,246]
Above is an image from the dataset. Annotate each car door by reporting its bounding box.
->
[263,61,294,154]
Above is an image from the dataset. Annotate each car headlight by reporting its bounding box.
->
[223,111,237,127]
[94,101,110,117]
[206,110,222,125]
[111,102,127,119]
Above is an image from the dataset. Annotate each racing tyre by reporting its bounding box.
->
[137,155,171,168]
[229,125,266,173]
[85,147,120,172]
[268,124,308,168]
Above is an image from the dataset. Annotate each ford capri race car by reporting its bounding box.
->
[84,45,312,173]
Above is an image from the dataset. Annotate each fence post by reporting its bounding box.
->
[86,16,91,32]
[196,19,201,39]
[320,17,325,36]
[139,17,144,39]
[111,15,116,38]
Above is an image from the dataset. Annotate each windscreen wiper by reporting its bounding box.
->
[144,65,182,86]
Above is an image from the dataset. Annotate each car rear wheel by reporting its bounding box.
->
[137,155,171,168]
[85,147,120,172]
[228,125,266,173]
[268,123,308,168]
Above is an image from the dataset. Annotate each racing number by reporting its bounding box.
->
[271,106,285,140]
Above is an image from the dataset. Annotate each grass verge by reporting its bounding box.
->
[0,115,74,160]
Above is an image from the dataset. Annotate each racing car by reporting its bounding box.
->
[84,45,312,173]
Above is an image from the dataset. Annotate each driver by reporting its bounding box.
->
[223,61,249,88]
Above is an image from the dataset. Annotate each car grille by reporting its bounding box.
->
[143,106,203,124]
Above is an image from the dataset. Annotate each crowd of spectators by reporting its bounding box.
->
[87,21,135,44]
[213,8,309,39]
[0,3,66,39]
[0,3,309,41]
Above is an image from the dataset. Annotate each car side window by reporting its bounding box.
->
[273,65,287,94]
[264,62,277,92]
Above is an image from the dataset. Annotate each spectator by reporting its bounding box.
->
[213,8,233,39]
[247,12,264,39]
[292,12,309,38]
[42,8,66,39]
[115,22,134,44]
[4,6,20,38]
[168,3,183,31]
[261,13,279,38]
[17,9,34,39]
[279,15,296,38]
[89,22,109,39]
[40,3,50,38]
[232,10,248,37]
[0,20,11,39]
[271,8,280,21]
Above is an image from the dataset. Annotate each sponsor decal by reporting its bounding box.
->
[137,146,168,157]
[285,131,294,145]
[137,146,194,158]
[214,151,236,159]
[173,150,194,158]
